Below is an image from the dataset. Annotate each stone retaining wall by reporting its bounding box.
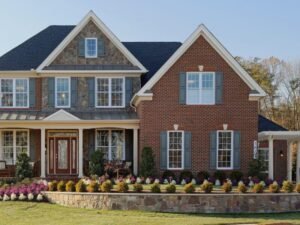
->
[43,192,300,213]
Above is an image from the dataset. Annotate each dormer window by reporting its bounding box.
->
[85,38,97,58]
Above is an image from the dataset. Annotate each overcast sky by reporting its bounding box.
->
[0,0,299,60]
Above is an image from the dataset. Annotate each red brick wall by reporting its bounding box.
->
[137,35,258,175]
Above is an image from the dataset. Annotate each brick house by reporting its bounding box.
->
[0,11,298,181]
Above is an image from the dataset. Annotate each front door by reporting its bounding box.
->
[48,134,78,175]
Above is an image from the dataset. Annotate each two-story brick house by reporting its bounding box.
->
[0,11,298,181]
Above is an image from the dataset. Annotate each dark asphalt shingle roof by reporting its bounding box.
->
[258,115,287,132]
[0,25,181,85]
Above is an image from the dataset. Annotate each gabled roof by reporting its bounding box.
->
[134,24,266,103]
[36,11,147,73]
[258,115,287,132]
[43,109,80,121]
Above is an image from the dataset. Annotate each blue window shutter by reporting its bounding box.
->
[29,78,36,108]
[48,77,55,107]
[184,131,192,169]
[215,72,223,104]
[97,38,105,56]
[210,131,217,169]
[71,77,78,108]
[125,77,133,107]
[29,130,36,162]
[233,131,241,169]
[89,129,95,159]
[78,39,85,57]
[88,77,95,108]
[160,131,168,170]
[179,72,186,104]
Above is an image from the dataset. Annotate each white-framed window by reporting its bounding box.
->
[96,77,125,108]
[186,72,215,105]
[167,131,184,169]
[0,129,29,165]
[217,130,233,169]
[258,147,269,172]
[55,77,70,108]
[85,38,97,58]
[0,78,29,108]
[95,129,125,161]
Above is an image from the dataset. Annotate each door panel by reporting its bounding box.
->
[55,138,70,174]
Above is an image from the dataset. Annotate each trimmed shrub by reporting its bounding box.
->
[252,183,264,193]
[57,181,66,192]
[179,170,193,182]
[200,180,213,193]
[87,181,99,193]
[89,150,105,176]
[65,181,75,192]
[100,180,112,192]
[197,171,210,184]
[162,170,176,180]
[248,158,267,180]
[269,181,280,193]
[183,183,195,193]
[116,181,129,193]
[150,183,161,193]
[140,147,156,177]
[48,180,58,191]
[295,183,300,193]
[75,180,86,192]
[282,180,293,193]
[213,171,226,183]
[15,153,33,180]
[237,182,247,193]
[222,182,232,193]
[133,183,143,193]
[229,171,243,181]
[165,184,176,193]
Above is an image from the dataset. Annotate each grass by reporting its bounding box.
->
[0,202,300,225]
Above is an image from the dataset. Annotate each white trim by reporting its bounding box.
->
[43,109,80,121]
[36,11,147,73]
[95,77,125,108]
[55,77,71,108]
[216,130,233,170]
[85,38,98,58]
[167,130,184,170]
[258,131,300,141]
[0,78,29,108]
[134,24,266,105]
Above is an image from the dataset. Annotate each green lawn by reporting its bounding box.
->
[0,202,300,225]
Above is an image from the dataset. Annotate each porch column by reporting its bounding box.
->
[133,128,138,175]
[268,136,274,180]
[78,128,83,178]
[297,141,300,183]
[287,141,293,181]
[40,128,46,178]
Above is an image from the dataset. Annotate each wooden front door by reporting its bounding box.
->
[48,136,77,175]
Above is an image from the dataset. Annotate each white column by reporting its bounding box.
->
[40,128,46,178]
[287,141,293,181]
[78,128,83,178]
[133,128,138,176]
[297,141,300,183]
[268,136,274,180]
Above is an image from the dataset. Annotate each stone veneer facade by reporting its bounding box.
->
[44,192,300,213]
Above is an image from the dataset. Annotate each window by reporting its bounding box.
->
[96,78,124,107]
[96,129,124,161]
[258,148,269,172]
[186,72,215,105]
[0,130,29,165]
[0,78,28,108]
[85,38,97,58]
[168,131,184,169]
[217,131,233,169]
[55,77,70,108]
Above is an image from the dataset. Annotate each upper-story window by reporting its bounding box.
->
[0,78,28,108]
[96,77,125,108]
[85,38,97,58]
[217,130,233,170]
[55,77,70,108]
[186,72,215,105]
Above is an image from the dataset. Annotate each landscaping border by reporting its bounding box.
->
[43,191,300,213]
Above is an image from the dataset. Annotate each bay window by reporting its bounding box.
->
[168,131,184,169]
[55,77,70,108]
[217,131,233,169]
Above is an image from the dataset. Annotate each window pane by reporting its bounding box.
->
[56,78,70,107]
[86,39,97,57]
[217,132,232,168]
[96,130,109,160]
[2,131,13,164]
[1,80,13,92]
[1,79,13,107]
[111,130,124,160]
[16,79,28,92]
[16,93,28,107]
[97,79,109,107]
[97,79,109,92]
[1,94,13,107]
[168,132,183,169]
[111,78,123,106]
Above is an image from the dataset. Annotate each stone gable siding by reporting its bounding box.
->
[50,21,133,66]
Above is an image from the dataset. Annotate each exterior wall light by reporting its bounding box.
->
[173,124,179,131]
[223,124,228,130]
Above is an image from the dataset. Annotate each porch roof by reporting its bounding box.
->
[258,131,300,141]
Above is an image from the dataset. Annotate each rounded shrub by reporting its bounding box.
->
[57,181,66,192]
[237,182,247,193]
[282,180,293,193]
[65,181,75,192]
[87,181,99,193]
[48,180,58,191]
[75,180,86,192]
[100,180,113,192]
[295,183,300,193]
[179,170,193,183]
[162,170,176,180]
[252,183,264,193]
[269,181,280,193]
[183,183,195,193]
[229,171,243,182]
[165,184,176,193]
[133,183,143,193]
[200,180,213,193]
[150,183,161,193]
[116,181,129,193]
[222,182,232,193]
[197,171,210,184]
